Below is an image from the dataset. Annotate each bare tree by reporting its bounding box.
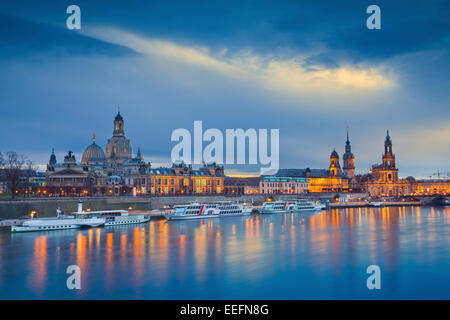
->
[22,160,37,197]
[0,152,4,193]
[0,152,26,199]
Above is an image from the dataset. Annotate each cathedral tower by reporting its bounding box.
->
[329,149,341,177]
[381,130,398,181]
[343,129,355,178]
[113,109,124,137]
[382,130,395,168]
[105,109,132,163]
[49,148,57,165]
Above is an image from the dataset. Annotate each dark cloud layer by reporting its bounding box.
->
[0,1,449,177]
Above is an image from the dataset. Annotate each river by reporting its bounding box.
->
[0,206,449,299]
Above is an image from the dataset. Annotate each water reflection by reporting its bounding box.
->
[1,206,450,299]
[28,235,47,294]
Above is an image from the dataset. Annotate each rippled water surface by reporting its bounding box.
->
[0,206,449,299]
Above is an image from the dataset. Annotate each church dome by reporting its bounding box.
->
[343,150,354,159]
[82,135,106,164]
[115,111,123,121]
[330,149,339,158]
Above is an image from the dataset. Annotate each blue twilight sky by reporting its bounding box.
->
[0,0,449,177]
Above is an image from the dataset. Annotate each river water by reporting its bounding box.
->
[0,206,449,299]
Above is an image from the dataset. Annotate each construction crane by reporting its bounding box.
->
[432,170,450,180]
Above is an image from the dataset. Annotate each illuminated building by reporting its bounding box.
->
[224,177,261,195]
[365,130,406,197]
[342,129,355,179]
[105,110,133,164]
[46,151,95,196]
[365,130,450,197]
[147,163,224,195]
[259,176,308,194]
[45,111,224,196]
[275,148,350,193]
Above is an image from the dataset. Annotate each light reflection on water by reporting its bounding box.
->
[0,206,449,299]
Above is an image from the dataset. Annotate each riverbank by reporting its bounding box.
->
[1,192,433,220]
[329,201,420,208]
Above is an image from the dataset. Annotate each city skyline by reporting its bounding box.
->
[32,111,448,180]
[0,1,449,177]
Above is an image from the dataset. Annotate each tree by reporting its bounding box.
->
[0,151,26,199]
[0,152,3,193]
[22,160,37,197]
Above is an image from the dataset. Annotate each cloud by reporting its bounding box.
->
[394,121,450,171]
[84,27,394,97]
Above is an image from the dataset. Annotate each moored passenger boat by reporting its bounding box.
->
[11,216,105,233]
[165,202,252,221]
[260,199,326,214]
[92,209,150,226]
[11,202,150,233]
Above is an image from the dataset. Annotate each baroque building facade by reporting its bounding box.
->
[365,131,450,197]
[342,129,355,179]
[259,176,309,194]
[272,135,352,193]
[46,110,224,196]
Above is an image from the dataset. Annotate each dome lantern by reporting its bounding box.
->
[82,134,106,164]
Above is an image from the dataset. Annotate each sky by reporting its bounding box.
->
[0,0,449,178]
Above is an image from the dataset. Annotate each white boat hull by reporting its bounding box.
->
[11,217,106,233]
[105,215,150,226]
[12,224,81,232]
[260,204,326,214]
[166,211,250,221]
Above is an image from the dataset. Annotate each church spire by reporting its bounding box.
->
[345,127,352,153]
[343,127,355,178]
[113,109,124,136]
[384,129,392,154]
[49,148,57,165]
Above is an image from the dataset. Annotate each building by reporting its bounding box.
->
[408,178,450,195]
[365,131,408,197]
[46,151,96,196]
[365,131,450,197]
[259,176,308,194]
[272,131,355,193]
[0,167,45,196]
[46,110,224,196]
[148,163,224,195]
[276,145,350,193]
[105,110,133,163]
[343,129,355,179]
[224,177,261,195]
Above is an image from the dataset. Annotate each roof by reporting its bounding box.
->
[261,176,308,183]
[224,177,260,186]
[115,111,123,121]
[276,168,330,178]
[150,168,176,175]
[82,143,106,163]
